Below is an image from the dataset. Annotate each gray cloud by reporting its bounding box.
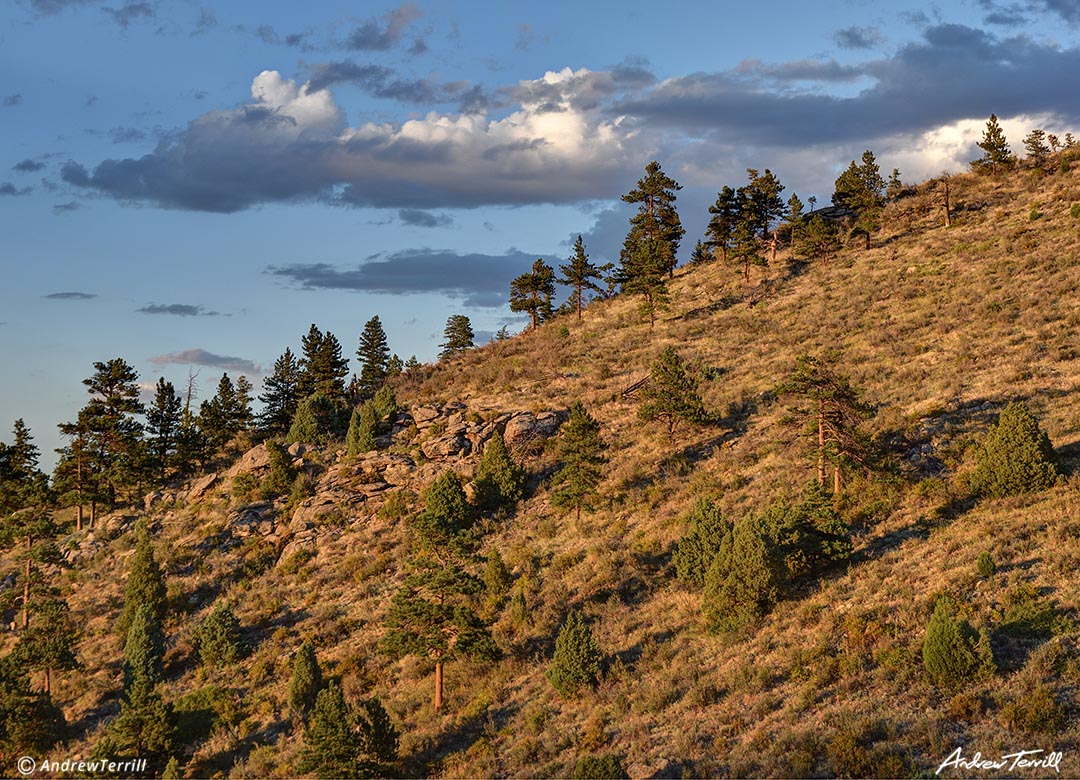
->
[149,348,259,374]
[0,183,32,196]
[53,201,81,214]
[398,209,453,228]
[1039,0,1080,23]
[13,159,45,173]
[345,3,421,50]
[268,249,540,308]
[616,24,1080,147]
[102,1,154,29]
[833,26,885,50]
[137,303,220,316]
[306,60,472,104]
[45,291,96,299]
[110,126,146,144]
[3,94,23,107]
[514,23,535,52]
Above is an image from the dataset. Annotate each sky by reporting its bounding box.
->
[3,0,1080,468]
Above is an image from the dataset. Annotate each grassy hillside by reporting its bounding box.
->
[5,159,1080,779]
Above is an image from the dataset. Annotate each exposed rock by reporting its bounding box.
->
[187,472,219,501]
[225,443,272,478]
[228,502,276,538]
[502,411,562,453]
[101,513,137,535]
[421,431,472,459]
[412,405,441,427]
[143,490,177,512]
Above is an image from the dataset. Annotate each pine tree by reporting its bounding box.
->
[386,353,404,377]
[483,548,513,614]
[638,347,708,439]
[0,655,67,765]
[573,755,629,780]
[439,315,475,359]
[356,316,390,400]
[922,596,983,690]
[122,603,165,692]
[261,440,297,498]
[259,348,302,436]
[510,259,556,330]
[785,193,805,244]
[234,375,254,433]
[619,161,683,323]
[550,402,607,522]
[346,403,378,457]
[972,114,1014,174]
[702,513,783,633]
[288,640,324,719]
[55,409,103,530]
[559,236,603,320]
[832,151,884,249]
[198,373,243,450]
[381,472,497,712]
[472,432,525,514]
[1023,128,1050,168]
[0,500,62,631]
[299,325,349,400]
[886,167,905,199]
[672,498,729,588]
[299,684,399,778]
[118,524,167,637]
[705,186,740,264]
[80,358,145,506]
[546,610,603,697]
[286,393,340,445]
[0,419,45,516]
[972,402,1058,498]
[777,354,876,493]
[371,385,398,424]
[620,160,684,277]
[688,239,710,265]
[796,214,842,264]
[145,378,182,482]
[192,603,243,668]
[12,597,79,695]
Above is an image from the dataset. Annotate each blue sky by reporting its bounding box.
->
[4,0,1080,466]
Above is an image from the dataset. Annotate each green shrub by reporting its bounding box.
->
[1070,202,1080,220]
[231,472,258,503]
[346,403,377,457]
[572,754,628,779]
[261,441,297,499]
[976,551,996,578]
[288,641,323,719]
[1029,206,1042,221]
[971,402,1058,498]
[702,513,783,633]
[922,596,993,690]
[286,393,341,444]
[672,498,728,588]
[371,386,398,424]
[472,432,525,513]
[193,603,244,668]
[1000,582,1070,638]
[1000,684,1068,735]
[288,472,316,509]
[547,611,603,697]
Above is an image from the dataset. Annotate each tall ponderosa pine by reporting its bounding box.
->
[777,354,875,494]
[0,655,68,765]
[0,501,62,630]
[472,431,525,513]
[145,378,182,482]
[198,373,251,450]
[550,402,607,522]
[619,161,683,324]
[259,348,302,436]
[559,236,603,320]
[55,409,102,530]
[638,347,708,439]
[510,259,556,331]
[439,315,475,359]
[12,596,78,695]
[381,472,497,712]
[356,316,390,400]
[972,114,1014,174]
[1023,128,1050,168]
[0,419,46,516]
[80,358,145,506]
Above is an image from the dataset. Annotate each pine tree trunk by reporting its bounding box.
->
[817,400,826,487]
[76,446,84,531]
[434,660,444,712]
[770,230,778,263]
[44,667,52,695]
[22,547,31,630]
[833,465,841,495]
[90,500,97,528]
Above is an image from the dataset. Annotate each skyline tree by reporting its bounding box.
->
[439,315,475,359]
[832,150,884,249]
[559,235,603,320]
[299,325,349,400]
[972,114,1014,174]
[145,379,182,482]
[620,160,685,277]
[259,348,302,436]
[80,358,144,506]
[1023,128,1050,168]
[510,258,556,331]
[705,185,740,264]
[356,316,390,400]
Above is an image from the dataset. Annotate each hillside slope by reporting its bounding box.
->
[5,161,1080,778]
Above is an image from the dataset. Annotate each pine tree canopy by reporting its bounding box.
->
[357,316,390,399]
